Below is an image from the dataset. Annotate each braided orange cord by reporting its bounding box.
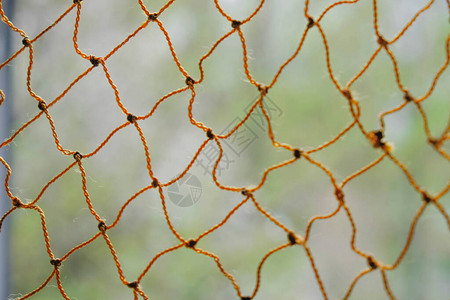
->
[77,159,104,223]
[54,268,70,300]
[156,19,189,78]
[30,161,78,206]
[218,95,263,139]
[308,95,362,154]
[248,157,298,192]
[345,46,383,89]
[413,98,450,159]
[384,203,428,270]
[99,60,129,115]
[84,122,131,158]
[436,182,450,201]
[303,244,328,300]
[161,138,210,187]
[194,247,242,296]
[158,0,177,16]
[18,269,56,300]
[196,196,250,241]
[315,22,344,92]
[0,0,26,37]
[0,0,449,299]
[317,0,360,23]
[158,185,186,243]
[0,89,4,107]
[248,194,292,233]
[434,195,450,229]
[72,2,90,60]
[104,19,151,61]
[378,100,408,132]
[197,29,235,83]
[61,232,102,262]
[137,243,184,283]
[251,243,291,298]
[211,139,243,192]
[304,202,342,243]
[187,88,209,131]
[342,268,372,300]
[100,230,128,285]
[269,26,310,89]
[258,100,295,151]
[0,156,12,199]
[417,35,450,103]
[389,0,434,45]
[136,288,149,300]
[24,44,44,104]
[341,204,367,257]
[380,269,396,300]
[340,153,387,188]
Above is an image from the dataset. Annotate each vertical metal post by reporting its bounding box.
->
[0,0,14,298]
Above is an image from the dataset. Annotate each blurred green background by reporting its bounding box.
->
[1,0,449,299]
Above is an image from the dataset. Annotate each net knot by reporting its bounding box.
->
[427,137,440,146]
[287,231,303,245]
[293,149,302,159]
[38,101,47,111]
[241,188,251,197]
[22,37,31,47]
[241,297,252,300]
[185,76,195,87]
[127,113,137,123]
[342,90,352,100]
[50,258,62,267]
[334,188,344,202]
[127,281,139,289]
[185,239,197,248]
[12,197,23,207]
[421,191,433,203]
[89,56,101,67]
[73,151,83,161]
[307,17,315,29]
[366,256,378,269]
[377,35,388,47]
[151,178,159,188]
[231,20,242,29]
[148,13,158,21]
[257,84,268,96]
[368,130,385,148]
[403,91,414,102]
[206,129,214,140]
[73,0,82,4]
[98,220,107,232]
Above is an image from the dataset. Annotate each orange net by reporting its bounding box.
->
[0,0,449,299]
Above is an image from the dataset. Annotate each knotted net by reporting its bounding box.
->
[0,0,449,299]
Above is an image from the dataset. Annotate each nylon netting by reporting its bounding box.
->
[0,0,449,299]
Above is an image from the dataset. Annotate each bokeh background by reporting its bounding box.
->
[0,0,449,299]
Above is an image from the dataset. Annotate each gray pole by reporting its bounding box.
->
[0,0,14,298]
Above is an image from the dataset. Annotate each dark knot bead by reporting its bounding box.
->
[148,13,158,21]
[50,258,62,267]
[186,239,197,248]
[98,220,107,232]
[293,149,302,159]
[73,152,83,161]
[127,114,137,123]
[185,76,195,87]
[231,20,242,29]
